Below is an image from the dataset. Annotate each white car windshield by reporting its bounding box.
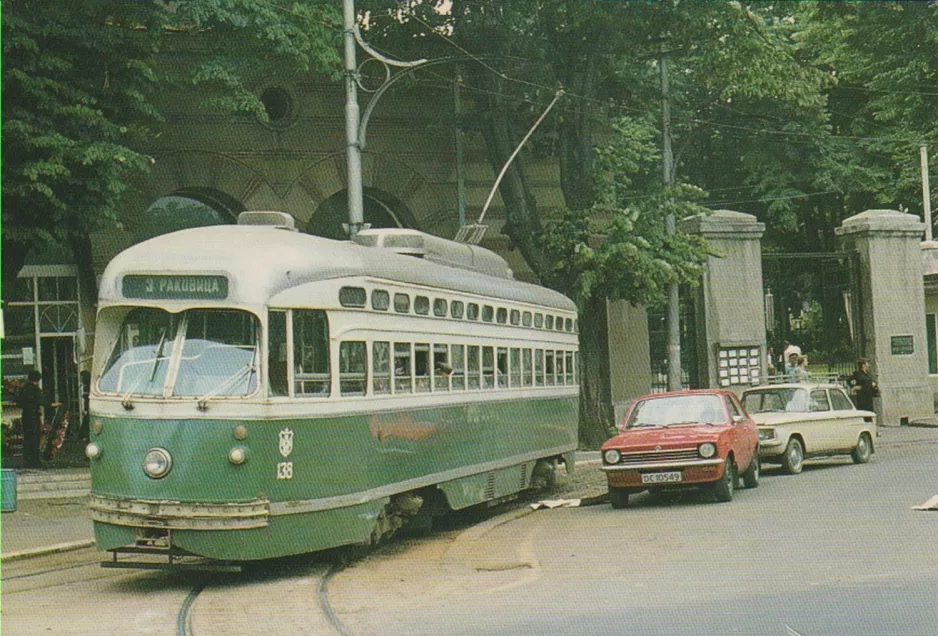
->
[626,394,726,428]
[742,388,808,414]
[98,307,259,398]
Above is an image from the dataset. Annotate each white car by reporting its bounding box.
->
[740,383,877,474]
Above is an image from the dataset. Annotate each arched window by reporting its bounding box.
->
[135,190,241,242]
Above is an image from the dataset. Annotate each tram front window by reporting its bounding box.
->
[97,307,259,398]
[98,307,177,396]
[174,310,259,397]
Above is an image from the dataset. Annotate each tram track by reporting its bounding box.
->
[174,561,357,636]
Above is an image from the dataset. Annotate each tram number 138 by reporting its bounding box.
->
[277,462,294,480]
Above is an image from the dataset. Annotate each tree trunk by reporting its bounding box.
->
[2,236,31,297]
[578,293,614,446]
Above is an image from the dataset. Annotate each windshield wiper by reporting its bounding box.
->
[121,333,168,410]
[149,330,168,382]
[197,347,258,411]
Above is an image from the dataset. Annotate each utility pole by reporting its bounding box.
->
[343,0,364,238]
[922,144,933,242]
[661,44,682,392]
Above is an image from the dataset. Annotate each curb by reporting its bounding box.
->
[2,539,95,562]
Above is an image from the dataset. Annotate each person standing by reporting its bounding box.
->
[793,355,811,383]
[15,370,49,469]
[785,353,800,382]
[783,341,802,362]
[849,358,879,412]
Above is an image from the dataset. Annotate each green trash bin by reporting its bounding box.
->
[1,469,17,512]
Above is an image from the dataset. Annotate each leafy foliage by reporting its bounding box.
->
[2,0,342,288]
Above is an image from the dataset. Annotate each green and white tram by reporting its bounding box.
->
[87,211,579,564]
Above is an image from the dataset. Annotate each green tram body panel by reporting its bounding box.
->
[91,395,577,560]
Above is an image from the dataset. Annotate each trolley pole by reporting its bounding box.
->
[343,0,365,238]
[661,45,682,392]
[922,144,933,242]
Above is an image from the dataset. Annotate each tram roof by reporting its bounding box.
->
[98,225,576,312]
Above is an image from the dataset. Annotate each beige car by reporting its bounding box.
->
[740,383,877,474]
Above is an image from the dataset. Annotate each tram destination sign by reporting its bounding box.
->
[123,275,228,300]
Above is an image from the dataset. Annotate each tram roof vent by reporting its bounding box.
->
[237,211,297,231]
[353,228,514,280]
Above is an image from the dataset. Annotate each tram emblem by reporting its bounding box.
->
[279,428,294,457]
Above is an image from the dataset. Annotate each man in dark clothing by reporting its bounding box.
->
[848,358,879,412]
[78,370,91,441]
[15,370,49,469]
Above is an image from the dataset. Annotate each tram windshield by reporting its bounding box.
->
[98,307,259,398]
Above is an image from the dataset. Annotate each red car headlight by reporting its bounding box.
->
[698,443,717,458]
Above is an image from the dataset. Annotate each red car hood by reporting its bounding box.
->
[603,425,726,451]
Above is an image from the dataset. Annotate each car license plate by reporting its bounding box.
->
[642,471,682,484]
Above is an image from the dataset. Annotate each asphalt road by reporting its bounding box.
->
[328,431,938,636]
[2,428,936,635]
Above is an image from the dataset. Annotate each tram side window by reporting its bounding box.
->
[496,308,507,324]
[451,301,464,319]
[496,347,508,388]
[433,299,448,317]
[534,349,544,386]
[339,287,366,308]
[482,346,495,389]
[510,348,521,387]
[433,344,450,391]
[522,311,532,327]
[451,345,466,390]
[373,341,391,395]
[510,310,520,326]
[414,296,430,316]
[534,313,544,328]
[522,349,533,386]
[268,311,289,397]
[565,318,573,332]
[467,303,480,321]
[545,315,554,330]
[372,289,390,311]
[566,351,575,384]
[482,305,495,323]
[394,293,410,313]
[545,351,556,385]
[415,343,431,392]
[467,345,481,389]
[394,343,412,393]
[294,310,330,397]
[339,341,367,396]
[555,350,565,385]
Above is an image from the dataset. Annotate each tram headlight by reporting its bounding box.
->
[143,448,173,479]
[698,443,717,458]
[85,443,102,461]
[603,449,621,464]
[228,447,247,465]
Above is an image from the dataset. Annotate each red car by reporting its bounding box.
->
[601,390,760,508]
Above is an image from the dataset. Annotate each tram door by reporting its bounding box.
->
[40,336,79,420]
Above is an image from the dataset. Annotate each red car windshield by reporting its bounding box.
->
[626,394,726,428]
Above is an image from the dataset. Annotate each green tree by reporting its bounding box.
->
[371,1,833,444]
[2,0,342,295]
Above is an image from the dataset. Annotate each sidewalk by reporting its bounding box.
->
[1,425,936,562]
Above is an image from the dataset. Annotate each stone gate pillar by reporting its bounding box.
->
[680,210,767,393]
[836,210,931,426]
